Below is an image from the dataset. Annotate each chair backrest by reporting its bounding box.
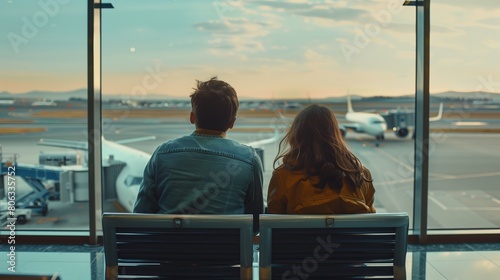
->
[102,213,254,280]
[259,213,409,280]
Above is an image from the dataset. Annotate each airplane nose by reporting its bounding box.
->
[375,123,387,135]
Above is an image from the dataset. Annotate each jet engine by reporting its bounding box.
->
[393,127,409,138]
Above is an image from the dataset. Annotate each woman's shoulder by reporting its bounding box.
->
[273,165,304,177]
[272,165,289,176]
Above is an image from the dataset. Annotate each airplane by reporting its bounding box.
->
[339,96,388,147]
[340,96,444,145]
[385,102,444,139]
[273,97,394,147]
[38,131,281,213]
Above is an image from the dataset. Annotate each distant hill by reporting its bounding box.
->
[432,91,500,100]
[2,89,500,102]
[0,89,182,101]
[3,89,87,100]
[0,91,12,98]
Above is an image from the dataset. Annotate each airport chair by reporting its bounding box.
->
[0,274,61,280]
[102,213,254,280]
[259,212,409,280]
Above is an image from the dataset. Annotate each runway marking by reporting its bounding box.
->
[492,198,500,205]
[452,121,487,126]
[375,147,413,173]
[439,171,500,180]
[439,207,500,211]
[372,171,500,187]
[377,178,413,186]
[429,191,500,211]
[429,196,448,210]
[429,173,457,179]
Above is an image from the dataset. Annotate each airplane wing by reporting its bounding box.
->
[38,139,88,150]
[340,123,362,132]
[38,136,157,149]
[245,129,281,148]
[115,136,156,144]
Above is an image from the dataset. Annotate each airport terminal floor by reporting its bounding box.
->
[1,243,500,279]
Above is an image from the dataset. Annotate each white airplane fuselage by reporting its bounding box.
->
[342,95,388,142]
[102,139,150,212]
[345,111,387,138]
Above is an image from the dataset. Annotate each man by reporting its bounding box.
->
[133,77,264,225]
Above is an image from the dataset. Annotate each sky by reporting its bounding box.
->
[1,0,500,99]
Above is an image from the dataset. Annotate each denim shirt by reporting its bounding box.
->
[133,129,264,216]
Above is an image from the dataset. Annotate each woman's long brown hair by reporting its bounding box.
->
[273,104,370,191]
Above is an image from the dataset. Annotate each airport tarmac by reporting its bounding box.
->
[1,106,500,232]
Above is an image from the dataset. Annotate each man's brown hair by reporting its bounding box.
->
[190,76,239,131]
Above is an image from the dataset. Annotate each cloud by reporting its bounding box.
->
[251,0,316,12]
[432,3,500,31]
[297,7,367,22]
[482,39,500,49]
[439,0,499,9]
[193,18,276,36]
[250,0,368,23]
[304,49,327,61]
[194,17,281,57]
[438,57,465,65]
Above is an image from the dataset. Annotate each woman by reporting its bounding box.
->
[267,104,376,214]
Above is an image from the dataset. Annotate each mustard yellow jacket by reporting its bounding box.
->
[267,166,376,214]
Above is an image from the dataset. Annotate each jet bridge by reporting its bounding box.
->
[0,147,88,216]
[1,160,62,216]
[1,147,126,216]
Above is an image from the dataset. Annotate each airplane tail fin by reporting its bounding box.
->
[347,95,354,113]
[430,102,443,122]
[245,128,280,148]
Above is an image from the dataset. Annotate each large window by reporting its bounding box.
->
[428,0,500,230]
[2,0,498,239]
[100,0,417,223]
[0,0,88,231]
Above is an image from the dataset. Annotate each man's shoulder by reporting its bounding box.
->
[155,135,194,150]
[155,135,255,157]
[225,138,259,157]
